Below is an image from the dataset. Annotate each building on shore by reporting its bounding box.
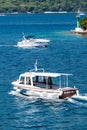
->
[71,10,87,34]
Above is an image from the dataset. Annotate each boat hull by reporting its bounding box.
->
[14,86,77,99]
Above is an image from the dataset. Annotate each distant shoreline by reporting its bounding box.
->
[0,11,87,15]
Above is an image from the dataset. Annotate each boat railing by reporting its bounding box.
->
[30,68,45,72]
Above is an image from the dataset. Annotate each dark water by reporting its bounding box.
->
[0,13,87,130]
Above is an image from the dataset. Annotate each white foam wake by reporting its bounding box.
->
[72,94,87,101]
[0,45,14,47]
[67,94,87,107]
[9,90,64,103]
[9,90,87,106]
[9,90,21,97]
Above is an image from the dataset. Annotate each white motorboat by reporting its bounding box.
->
[17,35,50,48]
[11,63,78,99]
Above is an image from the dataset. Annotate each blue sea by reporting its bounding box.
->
[0,13,87,130]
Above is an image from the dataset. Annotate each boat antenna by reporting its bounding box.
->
[22,32,26,40]
[34,60,38,72]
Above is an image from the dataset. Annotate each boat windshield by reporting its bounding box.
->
[19,76,25,84]
[19,76,31,85]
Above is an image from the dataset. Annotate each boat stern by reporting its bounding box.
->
[59,88,78,99]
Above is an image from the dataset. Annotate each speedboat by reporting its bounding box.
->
[17,35,50,48]
[11,64,78,99]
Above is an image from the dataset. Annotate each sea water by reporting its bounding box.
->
[0,13,87,130]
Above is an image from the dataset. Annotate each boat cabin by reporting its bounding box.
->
[18,71,72,89]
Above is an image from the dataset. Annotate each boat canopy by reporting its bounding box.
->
[19,72,35,77]
[32,72,61,77]
[19,72,72,78]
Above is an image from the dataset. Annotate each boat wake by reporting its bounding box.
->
[0,44,47,49]
[9,90,63,102]
[9,90,87,106]
[0,44,15,47]
[9,90,22,97]
[67,94,87,107]
[72,94,87,101]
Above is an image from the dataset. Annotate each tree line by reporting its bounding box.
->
[80,17,87,30]
[0,0,87,13]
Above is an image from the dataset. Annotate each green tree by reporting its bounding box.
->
[80,17,87,30]
[0,0,87,13]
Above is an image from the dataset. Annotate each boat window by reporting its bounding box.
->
[33,76,46,83]
[33,76,38,82]
[38,76,44,82]
[26,77,31,85]
[20,76,24,84]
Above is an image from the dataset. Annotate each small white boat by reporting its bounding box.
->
[17,35,50,48]
[11,63,78,99]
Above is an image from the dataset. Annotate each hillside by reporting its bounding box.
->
[0,0,87,13]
